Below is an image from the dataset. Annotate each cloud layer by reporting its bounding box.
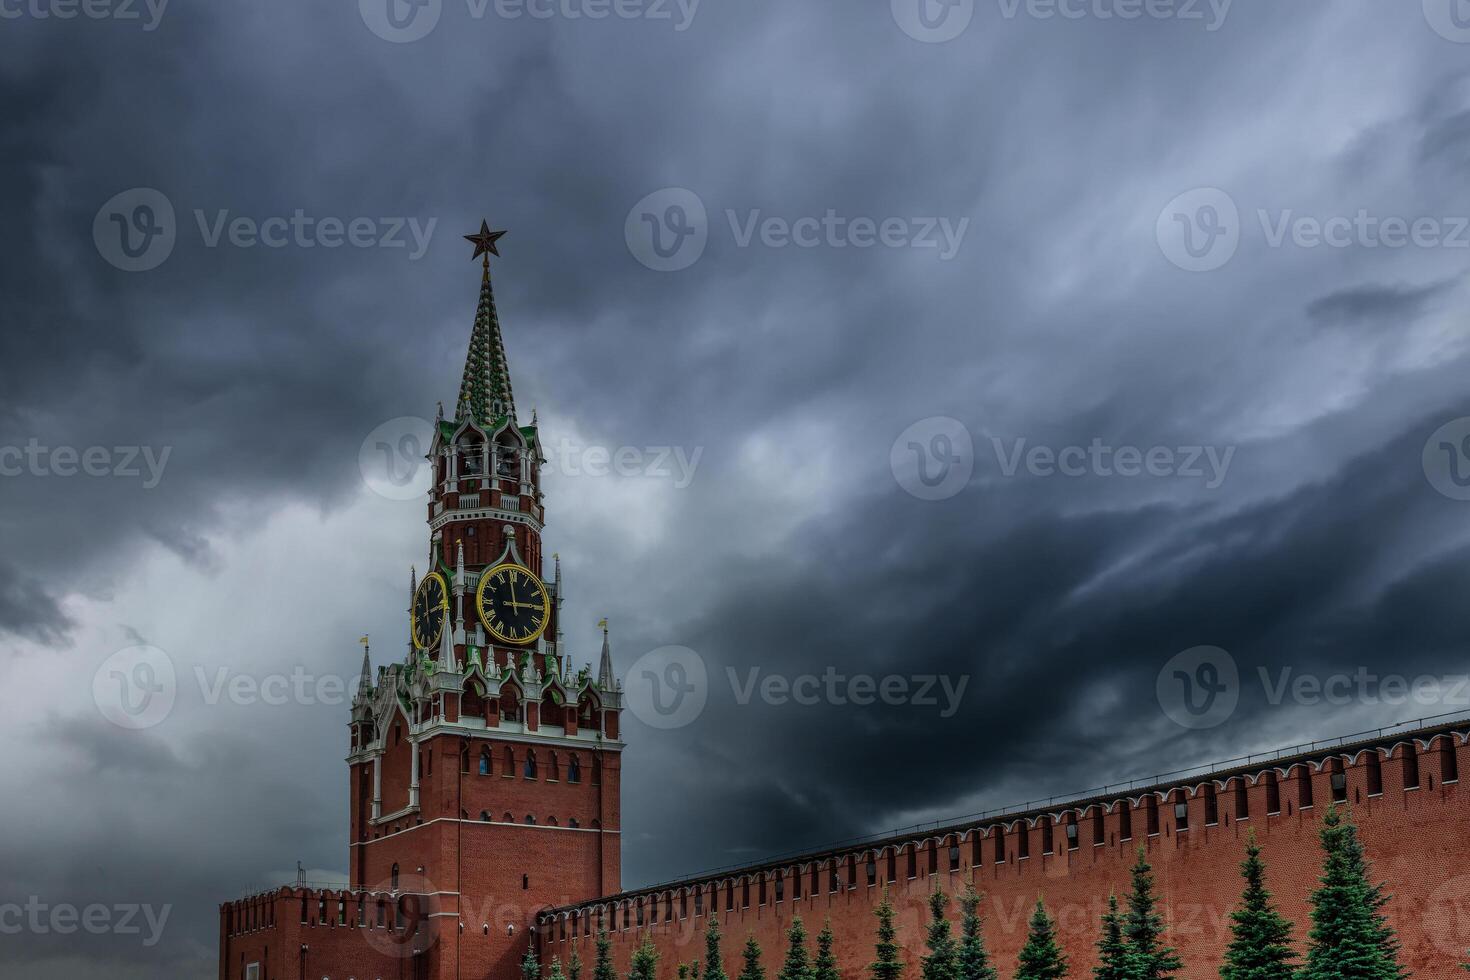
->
[5,1,1470,973]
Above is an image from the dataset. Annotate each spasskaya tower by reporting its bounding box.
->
[220,224,626,980]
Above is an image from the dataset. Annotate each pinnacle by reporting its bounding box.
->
[455,262,517,427]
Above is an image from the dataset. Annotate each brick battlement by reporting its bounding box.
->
[537,716,1470,977]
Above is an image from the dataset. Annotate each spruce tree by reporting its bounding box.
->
[1122,849,1181,979]
[680,966,690,980]
[596,927,618,980]
[1092,895,1128,980]
[629,933,661,980]
[738,936,766,980]
[523,948,543,980]
[780,917,814,980]
[1301,806,1408,980]
[551,958,568,980]
[870,894,903,980]
[922,891,960,980]
[1221,833,1297,980]
[692,961,702,980]
[1015,900,1068,980]
[705,914,729,980]
[814,920,841,980]
[957,889,998,980]
[570,946,584,980]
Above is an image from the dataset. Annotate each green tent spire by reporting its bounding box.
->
[455,232,517,427]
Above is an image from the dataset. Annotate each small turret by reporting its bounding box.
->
[355,636,373,703]
[597,619,615,690]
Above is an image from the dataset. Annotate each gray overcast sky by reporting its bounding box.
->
[6,1,1470,975]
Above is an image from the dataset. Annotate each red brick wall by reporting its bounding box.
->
[540,736,1470,979]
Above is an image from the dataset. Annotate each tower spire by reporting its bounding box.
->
[457,221,517,426]
[356,635,373,700]
[597,618,614,689]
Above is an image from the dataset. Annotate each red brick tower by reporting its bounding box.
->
[341,224,626,980]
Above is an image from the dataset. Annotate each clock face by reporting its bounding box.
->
[475,563,550,646]
[412,572,449,650]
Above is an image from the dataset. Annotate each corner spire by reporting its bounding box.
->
[356,635,373,700]
[597,618,614,689]
[456,221,517,426]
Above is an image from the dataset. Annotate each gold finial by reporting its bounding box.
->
[598,618,608,632]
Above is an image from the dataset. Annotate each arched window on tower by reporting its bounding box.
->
[548,752,560,781]
[568,755,581,783]
[501,688,522,723]
[524,749,538,779]
[463,686,486,721]
[592,755,602,785]
[391,864,400,891]
[503,745,515,774]
[479,747,492,776]
[460,743,470,774]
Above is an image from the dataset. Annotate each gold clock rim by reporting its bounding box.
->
[411,571,450,651]
[475,562,550,646]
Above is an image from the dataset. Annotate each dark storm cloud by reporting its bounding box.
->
[5,1,1470,975]
[1306,281,1450,328]
[618,396,1470,880]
